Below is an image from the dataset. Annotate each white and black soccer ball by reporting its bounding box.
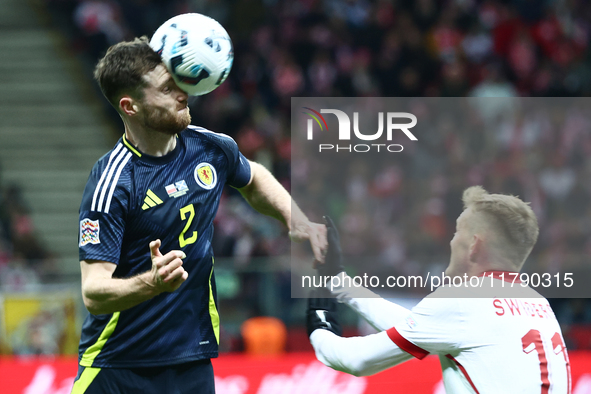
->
[150,13,233,96]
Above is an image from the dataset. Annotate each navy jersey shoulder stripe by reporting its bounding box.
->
[90,143,123,212]
[90,143,133,213]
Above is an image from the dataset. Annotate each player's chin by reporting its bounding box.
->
[179,110,191,128]
[173,109,191,129]
[159,116,191,136]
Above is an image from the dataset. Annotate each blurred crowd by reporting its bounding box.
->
[0,165,54,292]
[30,0,591,350]
[294,98,591,278]
[43,0,591,266]
[289,96,591,349]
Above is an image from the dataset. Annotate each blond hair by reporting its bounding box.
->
[462,186,539,269]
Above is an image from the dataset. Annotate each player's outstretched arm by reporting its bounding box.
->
[238,160,327,263]
[311,330,413,377]
[323,218,412,331]
[327,272,412,331]
[80,239,188,315]
[307,288,412,376]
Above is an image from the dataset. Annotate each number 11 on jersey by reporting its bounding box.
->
[522,329,571,394]
[179,204,198,248]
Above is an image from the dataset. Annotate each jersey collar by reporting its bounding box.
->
[478,270,522,283]
[122,133,183,165]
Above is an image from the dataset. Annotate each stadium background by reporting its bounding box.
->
[1,0,591,392]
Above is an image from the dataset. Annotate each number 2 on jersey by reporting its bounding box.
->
[179,204,198,248]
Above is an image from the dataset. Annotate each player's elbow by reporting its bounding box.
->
[81,286,109,315]
[351,369,371,377]
[319,358,374,377]
[318,360,369,377]
[344,362,374,377]
[82,293,103,315]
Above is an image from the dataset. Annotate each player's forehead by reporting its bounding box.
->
[142,64,172,89]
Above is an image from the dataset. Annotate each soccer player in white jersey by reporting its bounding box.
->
[307,186,571,394]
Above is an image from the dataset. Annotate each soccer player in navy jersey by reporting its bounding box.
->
[71,37,326,394]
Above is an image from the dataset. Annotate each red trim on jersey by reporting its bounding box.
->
[477,270,521,283]
[386,327,429,360]
[446,354,480,393]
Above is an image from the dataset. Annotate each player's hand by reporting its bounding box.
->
[317,216,344,277]
[306,288,342,337]
[149,239,189,292]
[289,219,327,264]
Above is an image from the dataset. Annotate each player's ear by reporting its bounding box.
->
[468,234,482,262]
[120,96,139,116]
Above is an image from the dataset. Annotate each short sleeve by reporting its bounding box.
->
[386,294,463,358]
[228,152,251,188]
[78,162,129,264]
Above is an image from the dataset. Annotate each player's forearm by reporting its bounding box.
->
[329,273,411,331]
[82,271,160,315]
[238,161,299,228]
[348,298,411,332]
[310,329,412,376]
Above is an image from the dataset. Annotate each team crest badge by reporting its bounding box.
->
[194,162,217,190]
[79,218,100,246]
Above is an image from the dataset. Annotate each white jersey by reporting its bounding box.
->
[386,276,571,393]
[311,272,571,394]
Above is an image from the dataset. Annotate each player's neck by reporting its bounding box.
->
[467,259,518,278]
[124,125,177,157]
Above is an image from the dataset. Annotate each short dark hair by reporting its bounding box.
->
[94,36,163,110]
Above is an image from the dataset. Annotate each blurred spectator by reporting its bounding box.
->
[73,0,126,60]
[0,254,41,292]
[462,24,494,64]
[0,182,54,287]
[539,156,576,200]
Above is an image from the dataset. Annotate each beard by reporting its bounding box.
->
[140,103,191,135]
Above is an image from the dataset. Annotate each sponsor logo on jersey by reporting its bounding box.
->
[194,163,217,190]
[165,180,189,198]
[142,189,164,210]
[79,218,100,246]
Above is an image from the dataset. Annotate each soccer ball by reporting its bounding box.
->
[150,13,233,96]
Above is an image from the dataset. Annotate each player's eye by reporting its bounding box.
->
[162,86,171,93]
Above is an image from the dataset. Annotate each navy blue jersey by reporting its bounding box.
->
[77,126,251,368]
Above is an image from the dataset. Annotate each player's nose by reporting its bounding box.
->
[175,86,188,102]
